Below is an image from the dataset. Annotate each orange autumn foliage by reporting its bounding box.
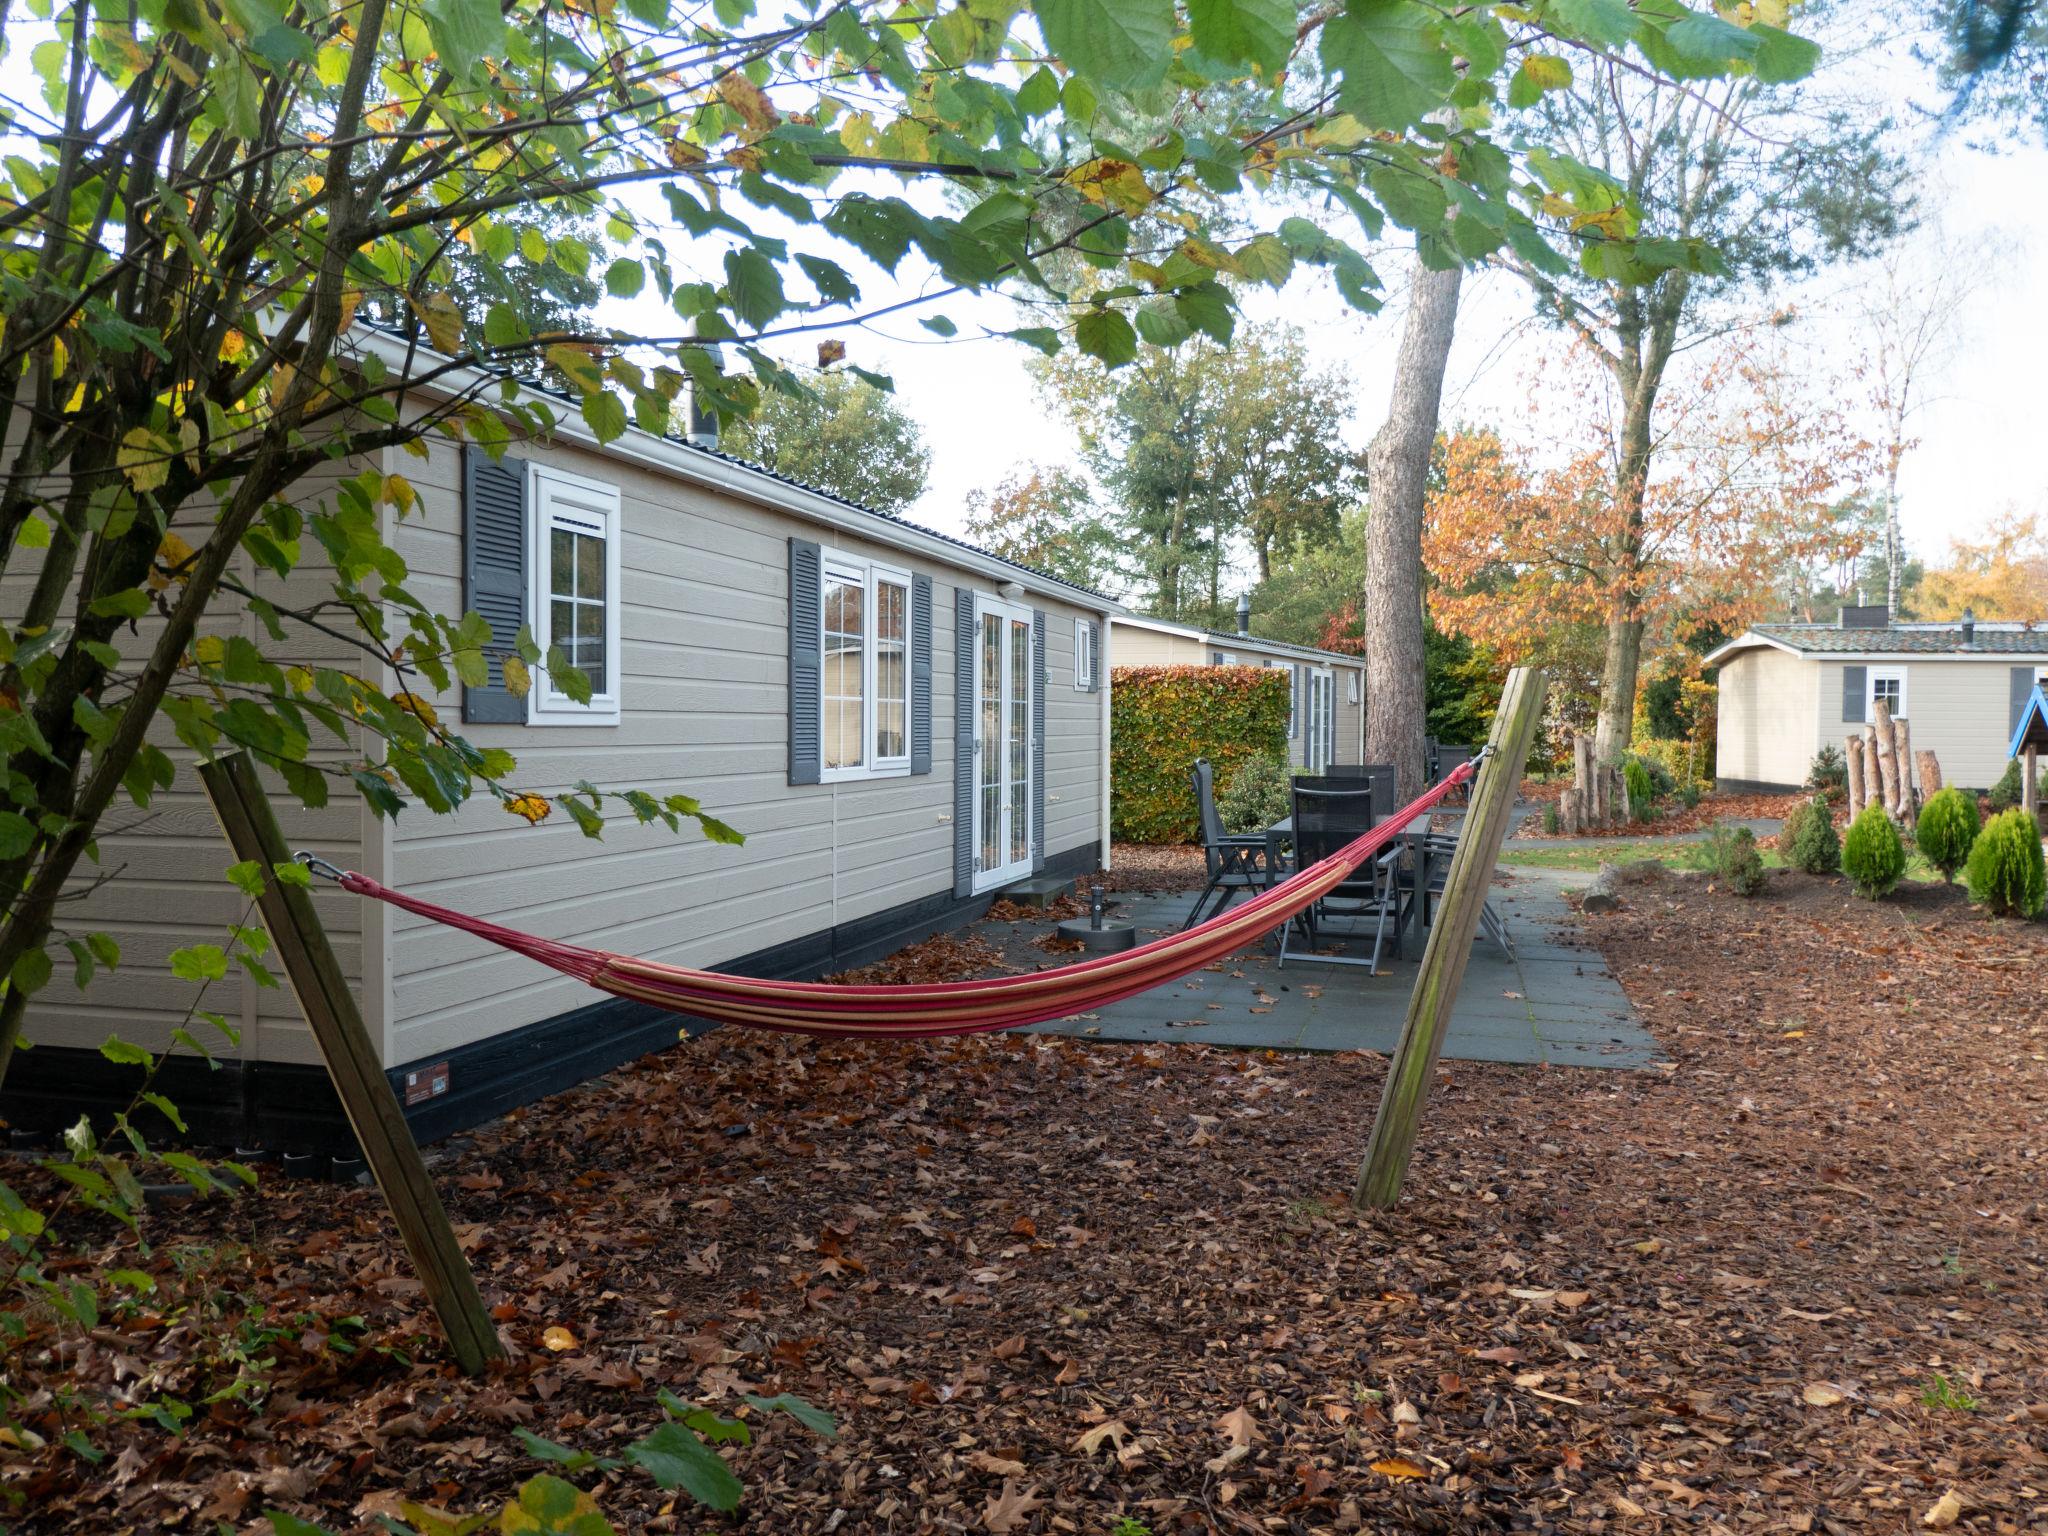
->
[1917,511,2048,620]
[1424,336,1872,665]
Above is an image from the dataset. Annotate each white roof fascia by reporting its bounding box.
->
[347,330,1127,617]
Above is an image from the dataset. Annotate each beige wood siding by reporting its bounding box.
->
[1716,647,1819,788]
[377,433,1108,1067]
[1108,623,1201,667]
[1817,658,2044,792]
[1334,664,1365,766]
[6,461,370,1065]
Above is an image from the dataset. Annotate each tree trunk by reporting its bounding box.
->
[1364,257,1463,804]
[1893,716,1915,822]
[1916,749,1942,805]
[1582,862,1626,913]
[1592,610,1644,768]
[1845,736,1866,818]
[1872,702,1900,817]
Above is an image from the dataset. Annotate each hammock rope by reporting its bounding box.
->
[320,757,1481,1040]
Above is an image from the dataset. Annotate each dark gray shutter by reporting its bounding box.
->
[1087,620,1102,693]
[462,447,528,725]
[1841,665,1866,724]
[1291,664,1303,739]
[910,574,933,775]
[953,589,976,897]
[2013,667,2036,733]
[1032,609,1047,872]
[788,539,822,785]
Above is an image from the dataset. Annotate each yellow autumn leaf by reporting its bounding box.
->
[118,427,170,492]
[1371,1456,1429,1481]
[192,634,228,667]
[149,530,195,590]
[541,1324,577,1352]
[717,71,780,133]
[380,473,416,513]
[417,292,464,355]
[502,654,533,698]
[817,339,846,368]
[391,691,439,729]
[220,328,247,362]
[506,792,551,824]
[286,666,315,695]
[1066,157,1153,214]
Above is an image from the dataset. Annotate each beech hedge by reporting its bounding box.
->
[1110,666,1291,844]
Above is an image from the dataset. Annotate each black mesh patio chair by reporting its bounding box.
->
[1362,764,1397,821]
[1278,783,1404,970]
[1323,764,1367,779]
[1410,825,1515,958]
[1432,745,1474,788]
[1182,759,1275,930]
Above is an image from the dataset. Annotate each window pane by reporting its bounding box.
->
[576,603,606,695]
[551,528,573,598]
[550,598,572,654]
[824,574,864,770]
[577,532,604,600]
[873,581,908,762]
[1009,619,1029,864]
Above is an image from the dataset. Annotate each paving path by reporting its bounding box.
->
[1000,866,1662,1070]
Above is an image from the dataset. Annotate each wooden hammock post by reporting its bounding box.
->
[198,751,503,1375]
[1354,666,1548,1211]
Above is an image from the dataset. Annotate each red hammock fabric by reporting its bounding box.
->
[337,761,1478,1040]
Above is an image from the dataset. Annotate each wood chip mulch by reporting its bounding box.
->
[1516,791,1809,839]
[11,871,2048,1534]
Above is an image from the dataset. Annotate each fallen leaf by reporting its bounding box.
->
[541,1326,577,1352]
[1215,1405,1259,1448]
[1922,1490,1963,1529]
[1073,1420,1129,1456]
[992,1335,1026,1361]
[967,1450,1027,1478]
[982,1480,1043,1534]
[1802,1382,1848,1406]
[1371,1457,1428,1481]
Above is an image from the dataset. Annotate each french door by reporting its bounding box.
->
[972,593,1034,891]
[1308,669,1334,773]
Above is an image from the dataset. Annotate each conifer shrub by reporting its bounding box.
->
[1914,786,1980,884]
[1965,808,2046,918]
[1216,751,1292,836]
[1722,824,1767,896]
[1784,796,1842,875]
[1842,802,1906,899]
[1988,758,2022,811]
[1623,758,1655,822]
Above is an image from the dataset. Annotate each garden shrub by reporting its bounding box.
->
[1216,751,1292,835]
[1988,758,2022,811]
[1109,667,1290,843]
[1965,808,2046,918]
[1842,803,1906,899]
[1623,758,1655,821]
[1677,780,1702,810]
[1784,795,1842,875]
[1915,786,1981,884]
[1631,735,1708,794]
[1722,825,1766,896]
[1543,800,1561,835]
[1806,743,1847,803]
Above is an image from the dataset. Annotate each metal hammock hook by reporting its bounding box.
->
[293,851,348,884]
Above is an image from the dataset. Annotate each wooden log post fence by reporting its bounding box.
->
[1355,666,1548,1210]
[1845,736,1866,819]
[199,751,504,1375]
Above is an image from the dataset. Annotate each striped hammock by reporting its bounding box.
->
[332,759,1478,1040]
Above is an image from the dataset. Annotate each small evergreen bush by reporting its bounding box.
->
[1965,807,2046,918]
[1842,803,1906,899]
[1915,786,1981,884]
[1623,758,1655,821]
[1216,751,1293,835]
[1784,796,1842,875]
[1543,800,1561,835]
[1806,743,1847,803]
[1722,825,1767,896]
[1988,758,2023,811]
[1677,780,1702,809]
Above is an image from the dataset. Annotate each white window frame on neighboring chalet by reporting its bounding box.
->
[1867,666,1907,721]
[820,553,914,782]
[528,464,623,727]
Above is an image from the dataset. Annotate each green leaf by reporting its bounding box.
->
[624,1421,743,1510]
[87,588,151,621]
[605,258,646,299]
[1186,0,1292,72]
[1546,0,1635,48]
[259,1513,334,1536]
[421,0,506,83]
[226,858,267,896]
[582,390,628,445]
[10,948,51,997]
[499,1475,615,1534]
[514,1427,607,1473]
[1036,0,1175,91]
[1750,23,1820,83]
[742,1392,838,1437]
[0,810,35,859]
[724,247,786,329]
[919,314,958,337]
[169,944,229,983]
[1507,53,1573,109]
[99,1035,154,1067]
[484,304,532,348]
[1074,308,1138,367]
[1319,0,1456,131]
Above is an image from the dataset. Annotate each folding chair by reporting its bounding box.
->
[1182,759,1276,930]
[1279,783,1405,970]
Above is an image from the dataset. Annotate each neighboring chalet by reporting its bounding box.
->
[1707,606,2048,792]
[3,331,1121,1151]
[1108,602,1366,774]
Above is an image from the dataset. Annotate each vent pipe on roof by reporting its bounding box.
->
[1961,607,1976,646]
[685,326,720,450]
[1235,592,1251,637]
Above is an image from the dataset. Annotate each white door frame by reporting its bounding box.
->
[1310,668,1334,772]
[971,592,1035,893]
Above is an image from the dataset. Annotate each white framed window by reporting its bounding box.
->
[821,555,912,781]
[1289,663,1302,739]
[1867,666,1907,720]
[1074,617,1096,690]
[1347,671,1360,705]
[529,465,622,726]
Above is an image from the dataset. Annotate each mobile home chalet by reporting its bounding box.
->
[4,361,1119,1152]
[1109,612,1366,772]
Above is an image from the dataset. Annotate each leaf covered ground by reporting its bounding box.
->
[10,869,2048,1534]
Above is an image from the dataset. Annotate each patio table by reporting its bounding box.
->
[1264,811,1434,937]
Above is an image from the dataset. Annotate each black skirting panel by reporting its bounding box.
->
[1713,777,1803,795]
[1,844,1102,1154]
